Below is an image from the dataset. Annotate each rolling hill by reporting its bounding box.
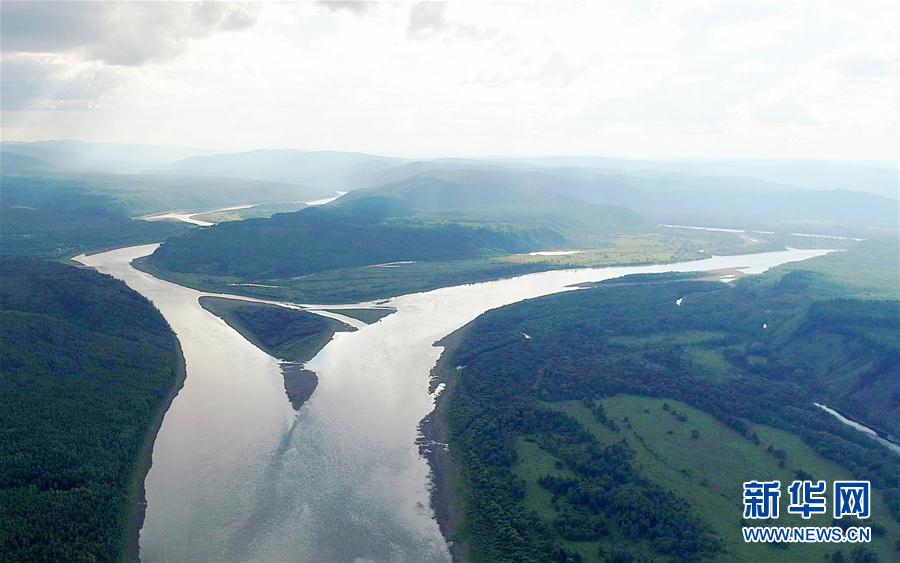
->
[370,165,898,233]
[434,260,900,562]
[168,149,405,191]
[144,169,642,279]
[0,140,210,172]
[0,258,183,561]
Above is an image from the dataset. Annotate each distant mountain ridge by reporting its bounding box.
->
[0,140,210,172]
[343,165,898,232]
[2,141,894,235]
[145,169,642,279]
[168,149,405,190]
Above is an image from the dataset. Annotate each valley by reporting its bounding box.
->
[2,141,897,563]
[3,4,898,562]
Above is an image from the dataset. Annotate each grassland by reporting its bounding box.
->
[767,239,900,300]
[438,254,898,562]
[542,395,900,562]
[136,231,791,304]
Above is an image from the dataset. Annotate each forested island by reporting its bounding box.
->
[431,244,900,562]
[198,297,354,408]
[1,140,897,561]
[0,259,184,561]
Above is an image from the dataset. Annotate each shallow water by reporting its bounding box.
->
[77,246,832,562]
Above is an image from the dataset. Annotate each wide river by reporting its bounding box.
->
[77,245,831,562]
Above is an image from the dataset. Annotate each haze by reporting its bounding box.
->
[2,0,897,161]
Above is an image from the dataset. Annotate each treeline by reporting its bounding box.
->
[148,204,568,279]
[199,297,350,363]
[1,174,188,258]
[145,170,646,280]
[0,258,182,561]
[444,269,899,561]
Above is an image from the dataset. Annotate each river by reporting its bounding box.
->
[76,245,832,562]
[814,403,900,456]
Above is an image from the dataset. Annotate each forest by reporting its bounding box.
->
[198,297,353,408]
[441,259,899,561]
[144,169,643,280]
[0,258,183,561]
[0,174,188,259]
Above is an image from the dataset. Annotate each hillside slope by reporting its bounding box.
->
[145,170,642,279]
[0,259,183,561]
[436,263,899,561]
[169,149,404,190]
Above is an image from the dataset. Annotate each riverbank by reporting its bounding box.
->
[198,296,353,409]
[420,325,473,563]
[82,244,836,560]
[124,338,187,562]
[814,403,900,456]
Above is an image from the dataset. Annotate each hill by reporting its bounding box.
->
[385,165,898,234]
[168,149,404,190]
[0,165,346,257]
[144,169,642,280]
[1,172,191,258]
[0,140,210,172]
[341,161,897,235]
[433,260,900,561]
[0,151,50,173]
[0,258,183,561]
[509,156,900,200]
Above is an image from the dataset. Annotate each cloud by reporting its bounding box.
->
[0,55,118,110]
[318,1,374,15]
[464,51,583,89]
[732,60,780,76]
[828,54,897,80]
[706,15,789,52]
[0,1,895,160]
[407,2,497,41]
[0,1,258,66]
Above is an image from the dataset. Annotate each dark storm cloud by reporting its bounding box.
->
[0,1,258,66]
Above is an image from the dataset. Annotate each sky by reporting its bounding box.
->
[1,1,897,160]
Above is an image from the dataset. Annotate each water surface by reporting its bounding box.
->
[78,246,832,561]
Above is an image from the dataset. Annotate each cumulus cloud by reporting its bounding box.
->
[828,54,897,80]
[467,51,584,88]
[1,2,259,111]
[0,1,895,160]
[1,55,118,110]
[0,1,258,66]
[318,1,374,15]
[407,2,497,41]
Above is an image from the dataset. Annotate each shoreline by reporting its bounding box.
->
[196,295,355,411]
[123,335,187,563]
[130,247,722,306]
[419,324,473,563]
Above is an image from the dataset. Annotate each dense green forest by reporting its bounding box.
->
[1,173,189,259]
[0,258,183,561]
[144,170,642,280]
[438,259,900,561]
[199,297,352,408]
[0,149,342,259]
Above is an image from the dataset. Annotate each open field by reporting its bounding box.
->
[544,396,900,562]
